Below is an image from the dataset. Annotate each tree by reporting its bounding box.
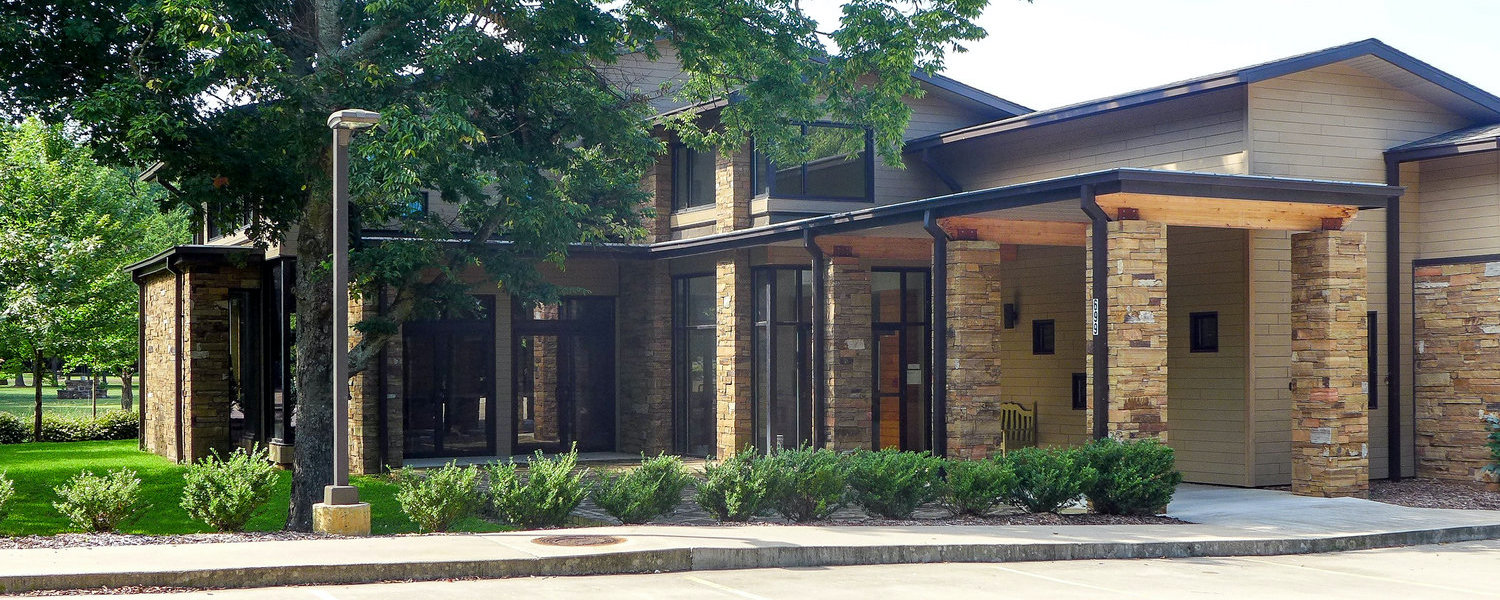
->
[0,119,184,435]
[0,0,998,530]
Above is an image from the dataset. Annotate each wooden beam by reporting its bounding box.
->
[814,235,932,261]
[1096,193,1359,231]
[937,217,1088,247]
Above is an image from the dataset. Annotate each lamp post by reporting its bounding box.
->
[314,108,379,535]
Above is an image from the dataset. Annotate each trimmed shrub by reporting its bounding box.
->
[1080,437,1183,515]
[487,449,589,529]
[1485,413,1500,474]
[695,447,773,522]
[0,471,13,522]
[0,412,26,444]
[941,458,1017,517]
[1005,447,1097,514]
[181,447,281,531]
[394,462,482,532]
[36,411,139,442]
[592,454,692,524]
[846,449,943,519]
[53,468,147,532]
[765,446,847,522]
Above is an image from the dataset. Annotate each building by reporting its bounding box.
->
[128,39,1500,497]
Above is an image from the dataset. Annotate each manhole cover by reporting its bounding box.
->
[532,535,625,547]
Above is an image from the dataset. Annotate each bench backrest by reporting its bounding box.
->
[998,401,1037,448]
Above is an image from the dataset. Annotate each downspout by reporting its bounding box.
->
[804,229,827,448]
[921,210,949,457]
[1080,185,1111,440]
[1383,157,1404,481]
[166,258,185,463]
[920,149,964,194]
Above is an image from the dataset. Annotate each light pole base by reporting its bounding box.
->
[312,501,371,536]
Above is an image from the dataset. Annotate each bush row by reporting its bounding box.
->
[0,410,139,444]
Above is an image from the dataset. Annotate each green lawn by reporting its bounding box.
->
[0,440,509,536]
[0,383,126,419]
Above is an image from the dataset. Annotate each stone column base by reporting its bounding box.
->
[313,502,371,536]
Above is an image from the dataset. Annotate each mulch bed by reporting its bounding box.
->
[0,531,331,550]
[1369,477,1500,511]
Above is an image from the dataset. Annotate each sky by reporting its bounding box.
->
[804,0,1500,112]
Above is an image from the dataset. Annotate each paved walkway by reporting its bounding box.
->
[3,484,1498,594]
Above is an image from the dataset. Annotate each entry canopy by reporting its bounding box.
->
[648,167,1403,259]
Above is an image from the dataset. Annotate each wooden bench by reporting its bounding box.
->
[998,401,1037,454]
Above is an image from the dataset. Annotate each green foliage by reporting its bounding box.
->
[180,447,281,531]
[591,454,693,525]
[941,458,1017,517]
[0,412,26,444]
[765,446,848,522]
[846,448,942,519]
[36,410,139,442]
[487,449,590,529]
[0,471,13,522]
[1484,413,1500,474]
[393,462,482,533]
[52,468,147,532]
[1079,438,1183,516]
[695,448,774,522]
[1005,447,1098,514]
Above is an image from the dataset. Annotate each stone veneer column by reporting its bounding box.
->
[180,264,262,462]
[1413,260,1500,489]
[714,144,752,234]
[945,240,1005,459]
[642,150,673,242]
[140,271,178,461]
[381,322,405,469]
[715,250,754,457]
[346,291,383,475]
[1290,230,1368,498]
[1085,220,1168,442]
[617,259,674,455]
[824,256,873,450]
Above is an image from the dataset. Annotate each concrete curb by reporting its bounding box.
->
[6,523,1500,594]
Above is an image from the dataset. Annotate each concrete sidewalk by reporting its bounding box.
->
[3,484,1499,594]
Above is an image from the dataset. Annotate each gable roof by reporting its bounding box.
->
[907,38,1500,152]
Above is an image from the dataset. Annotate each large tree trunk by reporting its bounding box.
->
[287,192,335,532]
[32,348,43,441]
[120,367,134,412]
[12,372,24,387]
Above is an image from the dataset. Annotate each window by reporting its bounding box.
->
[1032,319,1055,355]
[871,269,931,451]
[1072,373,1087,411]
[752,267,814,451]
[672,144,716,211]
[673,275,718,456]
[1190,312,1218,353]
[754,122,874,201]
[408,191,430,214]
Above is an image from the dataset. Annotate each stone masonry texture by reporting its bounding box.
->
[1085,220,1169,443]
[347,291,384,475]
[714,144,751,234]
[1413,259,1500,489]
[945,240,1006,459]
[617,259,674,455]
[180,263,261,463]
[141,271,178,461]
[825,256,873,451]
[715,250,754,457]
[1290,230,1369,498]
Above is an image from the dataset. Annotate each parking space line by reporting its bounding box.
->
[1235,557,1483,595]
[991,564,1144,596]
[682,574,775,600]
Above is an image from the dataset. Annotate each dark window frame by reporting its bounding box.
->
[1032,319,1056,355]
[1368,310,1378,410]
[1190,311,1219,353]
[1072,372,1087,411]
[672,273,718,456]
[671,142,717,212]
[869,268,932,451]
[751,265,815,451]
[751,121,876,203]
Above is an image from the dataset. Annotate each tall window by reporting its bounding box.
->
[871,269,930,451]
[752,267,814,451]
[672,144,716,211]
[754,122,874,201]
[673,275,718,456]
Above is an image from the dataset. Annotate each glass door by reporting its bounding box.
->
[402,297,496,458]
[512,298,616,454]
[871,269,930,451]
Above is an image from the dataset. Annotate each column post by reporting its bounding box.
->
[1085,219,1169,442]
[715,250,754,457]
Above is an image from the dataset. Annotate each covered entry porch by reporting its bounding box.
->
[652,168,1400,497]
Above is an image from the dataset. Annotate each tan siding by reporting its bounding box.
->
[1416,151,1500,258]
[603,41,691,113]
[936,87,1248,190]
[1166,227,1248,486]
[1250,229,1293,485]
[997,245,1089,448]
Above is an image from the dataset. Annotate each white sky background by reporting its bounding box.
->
[802,0,1500,112]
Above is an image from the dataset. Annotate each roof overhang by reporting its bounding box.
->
[126,245,265,281]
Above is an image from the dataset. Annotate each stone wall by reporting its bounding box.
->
[618,259,674,455]
[945,240,1006,459]
[644,149,674,242]
[714,144,751,234]
[715,250,753,457]
[1290,230,1368,498]
[1413,259,1500,489]
[1086,220,1169,442]
[140,271,179,461]
[382,322,405,469]
[825,256,873,450]
[180,263,261,462]
[347,291,384,474]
